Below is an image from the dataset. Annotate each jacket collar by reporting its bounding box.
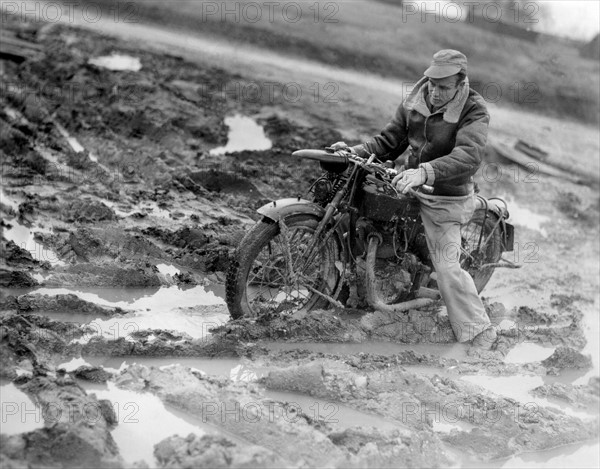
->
[404,76,470,123]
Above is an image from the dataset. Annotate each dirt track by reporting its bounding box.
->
[1,8,599,469]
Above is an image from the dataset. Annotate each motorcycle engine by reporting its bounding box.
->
[355,218,430,303]
[356,218,428,304]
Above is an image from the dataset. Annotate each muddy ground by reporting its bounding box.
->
[1,14,599,469]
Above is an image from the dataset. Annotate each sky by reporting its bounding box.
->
[433,1,600,41]
[540,1,600,41]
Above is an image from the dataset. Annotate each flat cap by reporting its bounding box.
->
[424,49,467,79]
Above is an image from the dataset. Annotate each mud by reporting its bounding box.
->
[1,12,598,469]
[154,434,282,468]
[259,360,597,459]
[1,374,122,468]
[532,379,600,407]
[115,363,454,468]
[1,293,126,317]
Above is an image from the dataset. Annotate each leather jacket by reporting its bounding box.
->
[352,78,490,196]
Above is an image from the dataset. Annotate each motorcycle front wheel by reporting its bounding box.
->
[460,210,503,293]
[226,214,343,319]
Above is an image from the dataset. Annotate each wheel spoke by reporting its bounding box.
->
[248,263,287,287]
[243,220,340,315]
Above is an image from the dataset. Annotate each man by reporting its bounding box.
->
[331,49,496,349]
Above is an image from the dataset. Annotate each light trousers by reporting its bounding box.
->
[415,192,491,342]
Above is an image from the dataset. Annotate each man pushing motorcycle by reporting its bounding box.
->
[330,49,497,349]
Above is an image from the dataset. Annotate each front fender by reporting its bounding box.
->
[257,197,325,222]
[258,198,350,269]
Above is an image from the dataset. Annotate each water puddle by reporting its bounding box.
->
[483,284,546,311]
[88,54,142,72]
[503,197,550,236]
[77,306,227,342]
[139,201,171,218]
[104,199,192,220]
[50,118,99,162]
[156,263,181,277]
[78,381,208,466]
[263,389,406,431]
[3,219,64,266]
[83,358,452,436]
[574,296,600,385]
[504,342,556,364]
[460,374,591,419]
[32,285,224,309]
[52,120,84,152]
[100,200,141,219]
[106,198,252,224]
[209,114,272,155]
[461,374,543,403]
[132,201,172,219]
[1,189,20,212]
[0,381,45,435]
[5,287,154,308]
[58,357,93,372]
[266,341,469,362]
[85,356,252,378]
[499,440,600,468]
[21,286,228,341]
[32,273,51,283]
[460,439,600,469]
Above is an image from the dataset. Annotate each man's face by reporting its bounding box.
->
[427,75,462,109]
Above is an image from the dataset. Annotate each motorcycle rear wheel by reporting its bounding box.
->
[226,214,342,319]
[460,210,503,293]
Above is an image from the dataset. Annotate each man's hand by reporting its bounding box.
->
[392,168,427,194]
[329,141,356,154]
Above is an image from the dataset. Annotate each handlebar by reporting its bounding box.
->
[325,149,397,177]
[332,150,434,195]
[293,148,433,194]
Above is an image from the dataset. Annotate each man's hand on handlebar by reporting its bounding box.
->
[328,141,357,155]
[392,168,427,194]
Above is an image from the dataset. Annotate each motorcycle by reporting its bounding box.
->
[226,149,515,319]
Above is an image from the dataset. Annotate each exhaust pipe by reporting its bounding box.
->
[365,236,438,313]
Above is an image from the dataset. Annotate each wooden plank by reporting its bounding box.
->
[514,139,549,161]
[0,34,44,51]
[488,135,593,185]
[0,31,43,62]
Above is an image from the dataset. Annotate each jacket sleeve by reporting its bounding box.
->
[351,102,410,160]
[428,98,490,184]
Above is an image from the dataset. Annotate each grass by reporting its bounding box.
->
[83,0,600,125]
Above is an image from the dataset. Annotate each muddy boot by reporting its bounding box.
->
[471,326,497,350]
